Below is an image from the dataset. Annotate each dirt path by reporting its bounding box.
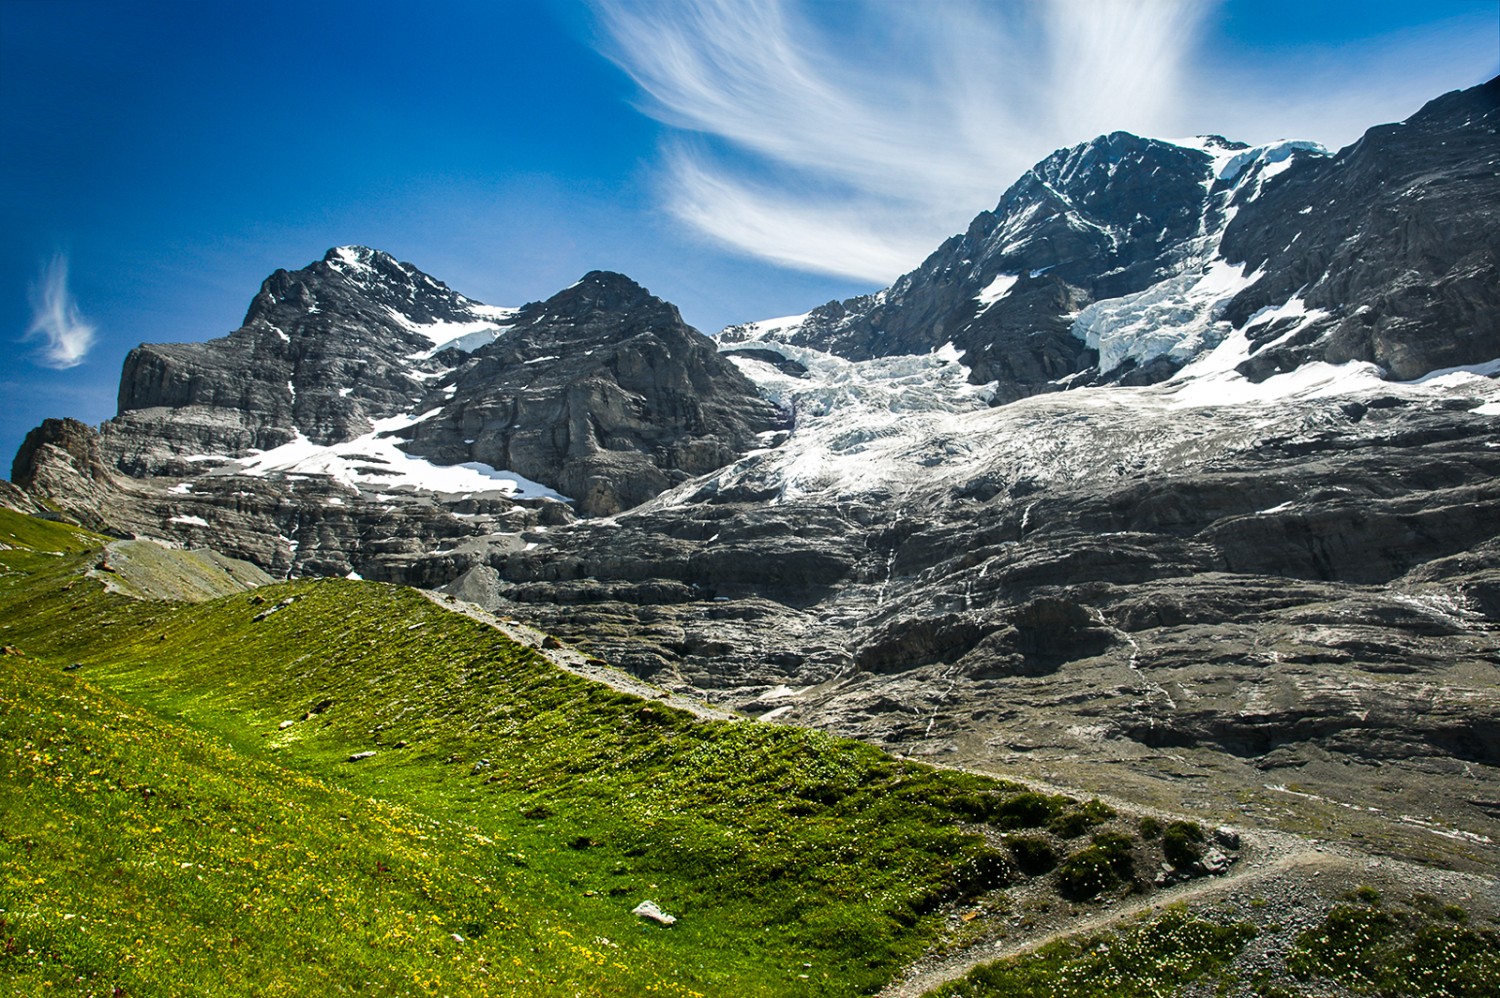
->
[877,843,1340,998]
[420,589,739,722]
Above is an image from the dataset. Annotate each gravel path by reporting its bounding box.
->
[876,833,1330,998]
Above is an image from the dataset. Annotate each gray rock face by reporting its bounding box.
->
[112,246,515,473]
[402,271,784,516]
[1221,78,1500,380]
[11,417,121,530]
[12,414,543,580]
[0,479,48,516]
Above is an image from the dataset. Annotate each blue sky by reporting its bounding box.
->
[2,0,1496,472]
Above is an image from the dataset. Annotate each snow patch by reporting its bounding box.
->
[719,312,812,343]
[387,305,516,357]
[1405,357,1500,386]
[975,273,1018,308]
[169,515,209,527]
[233,412,572,501]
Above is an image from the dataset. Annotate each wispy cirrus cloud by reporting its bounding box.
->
[589,0,1497,284]
[590,0,1208,281]
[26,254,97,369]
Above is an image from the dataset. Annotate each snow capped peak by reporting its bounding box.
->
[1214,139,1328,185]
[325,245,388,272]
[1155,135,1326,185]
[718,312,812,344]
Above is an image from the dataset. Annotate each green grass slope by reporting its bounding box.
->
[2,510,1109,996]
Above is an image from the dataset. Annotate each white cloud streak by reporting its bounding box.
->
[592,0,1207,281]
[591,0,1498,285]
[26,254,97,369]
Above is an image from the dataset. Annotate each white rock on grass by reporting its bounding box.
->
[631,900,677,926]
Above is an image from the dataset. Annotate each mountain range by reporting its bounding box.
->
[11,76,1500,874]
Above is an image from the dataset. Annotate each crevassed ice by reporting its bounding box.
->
[669,314,1500,511]
[699,340,998,503]
[1072,259,1261,374]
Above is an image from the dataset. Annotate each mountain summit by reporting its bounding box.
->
[727,77,1499,401]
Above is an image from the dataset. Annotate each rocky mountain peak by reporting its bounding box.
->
[725,79,1495,401]
[503,270,685,346]
[1217,76,1499,380]
[105,246,519,472]
[242,245,485,333]
[402,269,784,516]
[720,126,1239,390]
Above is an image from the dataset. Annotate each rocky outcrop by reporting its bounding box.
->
[11,418,121,530]
[403,271,784,516]
[0,480,47,516]
[9,415,548,579]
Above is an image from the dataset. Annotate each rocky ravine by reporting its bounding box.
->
[12,79,1500,875]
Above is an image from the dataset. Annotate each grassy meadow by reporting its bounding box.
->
[0,509,1091,996]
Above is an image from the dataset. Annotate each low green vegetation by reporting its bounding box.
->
[931,907,1257,998]
[1278,895,1499,998]
[1005,835,1058,876]
[1047,800,1116,839]
[1,510,1150,995]
[1056,831,1135,901]
[1161,820,1205,868]
[938,890,1500,998]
